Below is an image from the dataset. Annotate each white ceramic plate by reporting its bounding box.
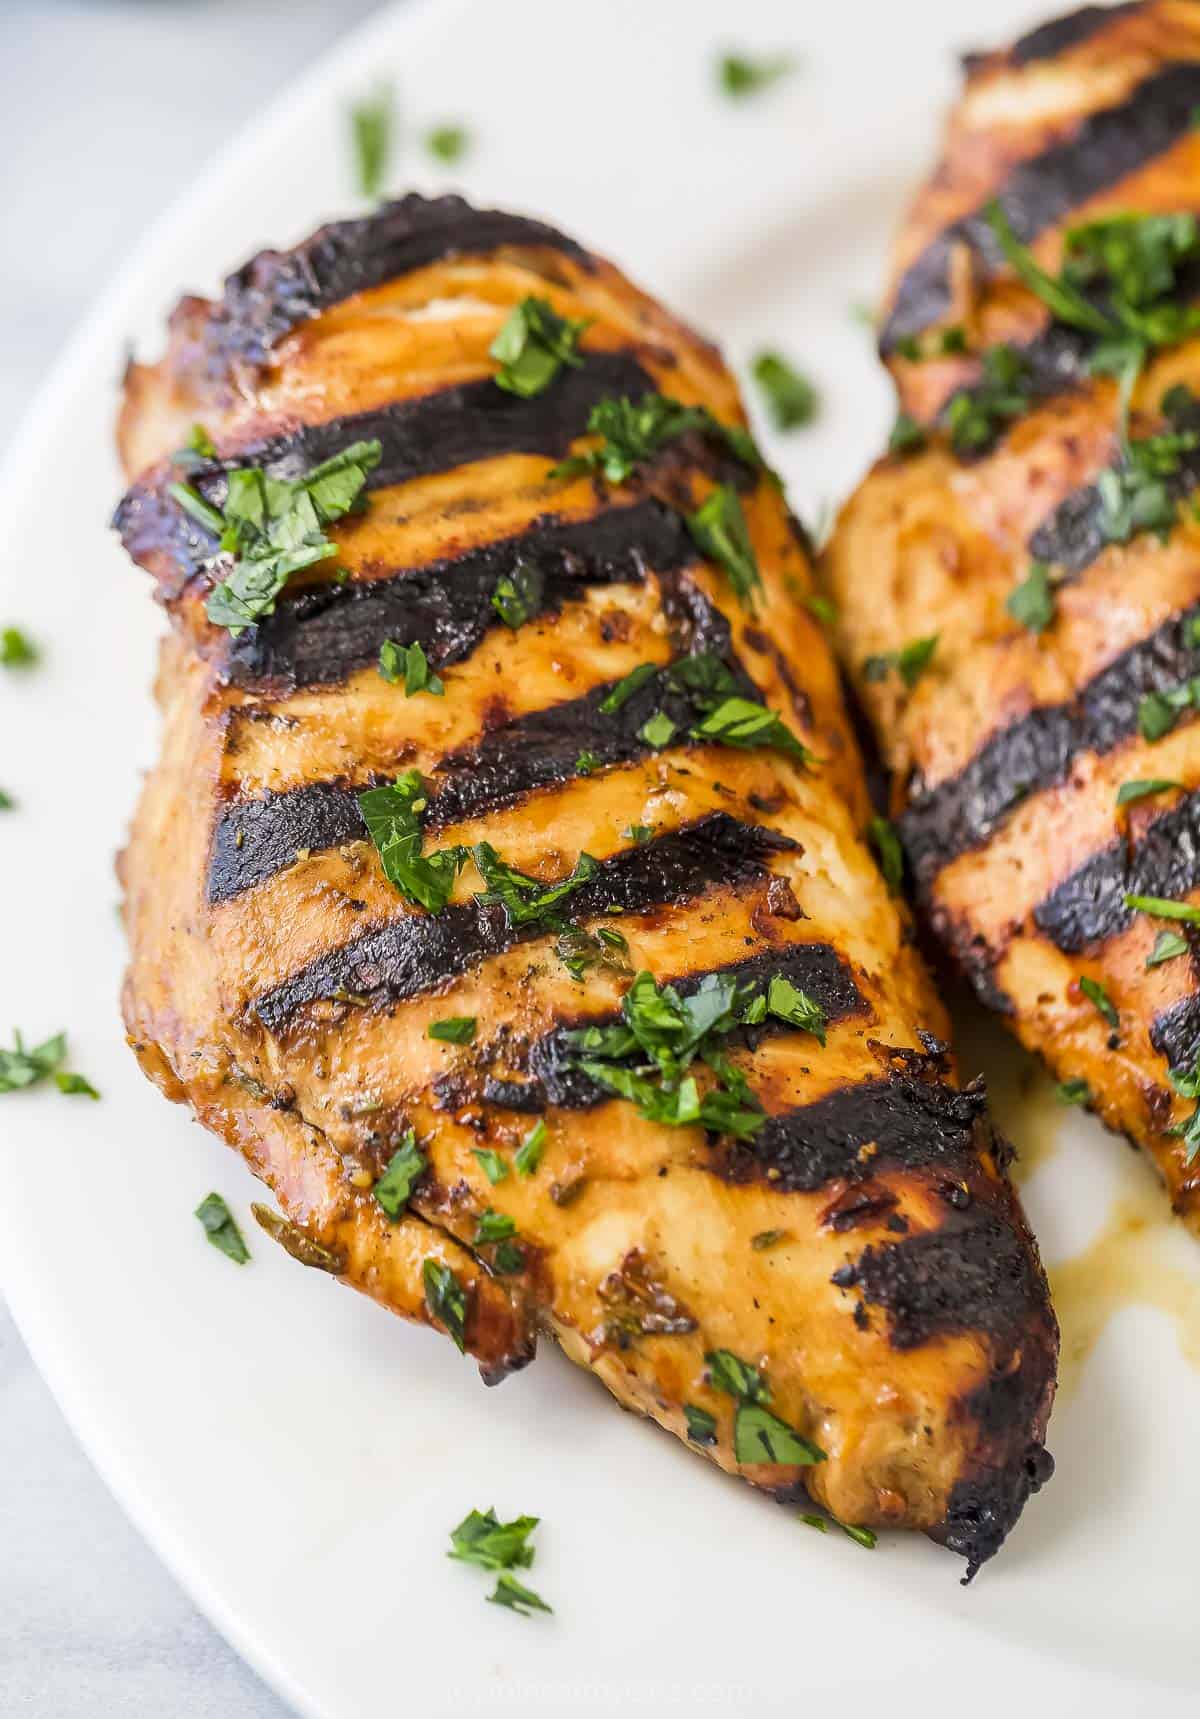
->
[3,1,1198,1713]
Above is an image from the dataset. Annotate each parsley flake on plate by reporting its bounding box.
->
[426,123,470,163]
[718,50,796,99]
[0,1030,97,1099]
[1,626,38,669]
[350,84,394,199]
[194,1192,250,1264]
[751,351,818,430]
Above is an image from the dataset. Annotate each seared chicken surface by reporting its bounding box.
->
[115,194,1055,1573]
[827,0,1200,1231]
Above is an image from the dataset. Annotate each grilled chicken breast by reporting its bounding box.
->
[115,193,1055,1573]
[826,0,1200,1230]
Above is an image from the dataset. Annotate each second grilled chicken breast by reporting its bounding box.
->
[115,193,1055,1573]
[826,0,1200,1229]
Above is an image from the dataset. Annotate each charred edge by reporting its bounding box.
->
[526,944,871,1112]
[934,1442,1056,1581]
[898,605,1200,889]
[1150,990,1200,1070]
[113,351,654,583]
[1034,784,1200,952]
[1009,2,1143,67]
[880,61,1200,352]
[208,194,593,369]
[251,813,797,1032]
[834,1208,1046,1353]
[207,610,747,904]
[224,498,694,690]
[712,1074,986,1194]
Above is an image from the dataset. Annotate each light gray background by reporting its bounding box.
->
[0,3,384,1711]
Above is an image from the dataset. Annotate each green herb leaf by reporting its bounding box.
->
[1124,892,1200,925]
[199,440,382,634]
[599,661,659,713]
[54,1072,100,1099]
[488,1573,553,1616]
[840,1522,877,1549]
[555,924,631,982]
[0,1030,67,1094]
[868,815,904,892]
[551,391,770,487]
[986,202,1116,336]
[706,1348,770,1403]
[194,1192,250,1264]
[888,413,927,456]
[1097,424,1199,546]
[690,696,813,763]
[575,750,602,776]
[684,1403,718,1444]
[423,1258,468,1351]
[1056,1078,1092,1106]
[637,709,676,750]
[491,559,544,628]
[761,975,826,1044]
[493,1240,524,1274]
[515,1119,546,1177]
[0,788,13,810]
[733,1401,825,1465]
[426,123,469,163]
[448,1507,538,1572]
[490,296,590,398]
[379,638,444,696]
[802,592,838,626]
[472,842,599,929]
[751,1228,789,1251]
[1116,777,1182,806]
[1006,561,1056,633]
[945,344,1032,454]
[751,351,818,430]
[1079,975,1119,1029]
[428,1016,478,1044]
[1,627,38,669]
[473,1148,510,1185]
[718,50,796,98]
[687,485,762,610]
[474,1208,517,1244]
[1065,212,1200,311]
[801,1512,828,1532]
[622,823,653,845]
[373,1131,428,1218]
[357,771,469,912]
[897,634,938,688]
[351,85,393,199]
[1168,1054,1200,1162]
[1147,929,1190,968]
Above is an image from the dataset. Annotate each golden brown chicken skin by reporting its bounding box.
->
[826,0,1200,1228]
[115,194,1055,1574]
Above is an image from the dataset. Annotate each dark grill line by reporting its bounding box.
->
[114,350,654,585]
[880,61,1200,352]
[521,944,871,1114]
[209,617,751,903]
[220,499,694,690]
[206,194,593,371]
[1034,785,1200,952]
[1007,3,1143,68]
[252,812,797,1032]
[1150,992,1200,1071]
[898,604,1200,889]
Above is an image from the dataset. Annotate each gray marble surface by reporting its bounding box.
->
[0,2,383,1711]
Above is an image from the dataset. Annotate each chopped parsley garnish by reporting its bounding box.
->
[171,422,217,473]
[1079,975,1119,1029]
[1148,929,1190,968]
[575,750,602,776]
[741,975,826,1045]
[0,1030,95,1098]
[1168,1055,1200,1163]
[751,352,818,430]
[448,1508,551,1616]
[638,709,677,750]
[718,50,795,98]
[494,1240,524,1274]
[569,969,766,1140]
[350,84,393,198]
[1124,892,1200,925]
[473,1148,510,1185]
[490,296,590,398]
[373,1132,428,1218]
[555,924,630,982]
[945,344,1031,454]
[472,842,598,929]
[1138,675,1200,741]
[802,591,838,626]
[488,1573,552,1616]
[357,771,468,912]
[474,1208,517,1244]
[864,634,938,689]
[623,823,653,845]
[194,1192,249,1264]
[1055,1079,1091,1106]
[1097,421,1200,546]
[888,413,927,456]
[840,1523,878,1550]
[751,1228,789,1250]
[690,696,813,764]
[428,1016,478,1044]
[379,638,444,695]
[1006,561,1055,633]
[1,627,38,669]
[599,661,659,712]
[426,124,469,163]
[687,484,762,610]
[514,1119,546,1177]
[552,391,768,486]
[868,815,904,892]
[423,1258,468,1351]
[176,439,381,635]
[705,1346,825,1466]
[684,1404,718,1445]
[491,559,544,628]
[0,789,13,811]
[1116,778,1182,806]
